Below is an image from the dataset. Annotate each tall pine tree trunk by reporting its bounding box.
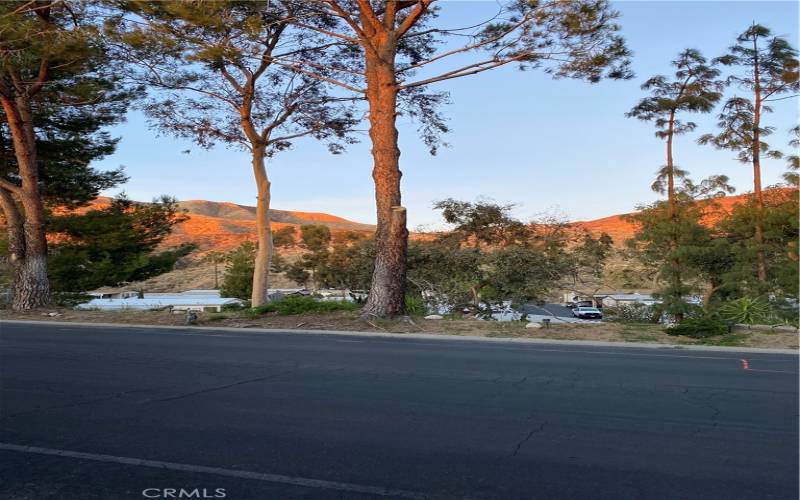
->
[665,115,683,322]
[250,146,273,307]
[751,34,768,282]
[751,99,767,282]
[0,94,50,310]
[361,41,408,318]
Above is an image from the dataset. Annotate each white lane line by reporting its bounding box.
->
[0,442,457,500]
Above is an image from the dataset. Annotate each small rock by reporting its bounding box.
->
[40,312,62,317]
[525,322,542,329]
[424,314,443,320]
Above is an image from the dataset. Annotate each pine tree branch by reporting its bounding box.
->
[218,64,245,96]
[399,54,525,89]
[0,178,21,194]
[397,13,529,74]
[324,0,369,40]
[28,57,49,97]
[354,0,384,34]
[763,94,799,102]
[321,0,379,57]
[289,21,360,45]
[396,0,434,37]
[269,59,364,93]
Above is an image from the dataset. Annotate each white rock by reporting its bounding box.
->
[424,314,444,320]
[526,322,542,329]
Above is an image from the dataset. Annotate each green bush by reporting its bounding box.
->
[604,303,660,323]
[250,302,277,316]
[719,297,773,326]
[404,293,427,316]
[53,292,94,308]
[666,316,728,338]
[221,301,248,312]
[249,296,359,316]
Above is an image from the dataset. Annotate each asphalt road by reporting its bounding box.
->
[1,322,797,500]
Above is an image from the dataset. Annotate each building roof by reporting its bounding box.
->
[76,297,242,310]
[604,293,655,301]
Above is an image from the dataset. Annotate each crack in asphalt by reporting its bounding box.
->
[682,387,724,438]
[510,420,547,457]
[144,368,297,403]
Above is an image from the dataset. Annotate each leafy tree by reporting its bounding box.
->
[433,198,529,248]
[715,188,798,300]
[220,242,256,300]
[316,237,375,291]
[299,225,332,253]
[115,0,357,307]
[220,241,289,299]
[334,230,366,244]
[573,232,614,277]
[783,125,799,186]
[406,242,483,309]
[285,224,337,289]
[272,226,297,248]
[627,199,708,320]
[698,24,799,281]
[626,176,735,320]
[284,0,632,317]
[47,196,188,292]
[0,1,133,309]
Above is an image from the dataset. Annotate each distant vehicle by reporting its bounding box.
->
[567,300,594,309]
[573,307,603,320]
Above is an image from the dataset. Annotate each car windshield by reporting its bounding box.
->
[578,307,600,312]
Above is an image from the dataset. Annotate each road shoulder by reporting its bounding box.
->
[2,319,796,355]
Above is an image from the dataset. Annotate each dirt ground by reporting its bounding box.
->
[2,308,797,350]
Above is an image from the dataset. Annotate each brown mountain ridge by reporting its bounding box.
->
[75,190,789,255]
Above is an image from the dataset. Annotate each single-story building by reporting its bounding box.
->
[599,293,658,308]
[76,295,244,312]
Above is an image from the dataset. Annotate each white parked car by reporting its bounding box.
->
[573,307,603,320]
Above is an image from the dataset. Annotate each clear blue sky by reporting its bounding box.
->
[96,1,799,229]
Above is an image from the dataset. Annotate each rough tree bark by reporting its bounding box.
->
[0,94,50,310]
[360,32,408,318]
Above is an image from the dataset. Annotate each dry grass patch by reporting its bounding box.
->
[2,309,796,350]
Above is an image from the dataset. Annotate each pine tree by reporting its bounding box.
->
[627,49,722,215]
[626,176,735,319]
[282,0,632,316]
[0,1,132,309]
[47,196,189,292]
[699,24,799,282]
[627,49,722,320]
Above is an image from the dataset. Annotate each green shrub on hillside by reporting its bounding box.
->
[666,316,728,338]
